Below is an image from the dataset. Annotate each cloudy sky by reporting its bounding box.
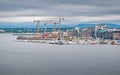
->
[0,0,120,24]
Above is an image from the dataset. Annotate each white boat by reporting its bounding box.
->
[48,40,63,45]
[67,41,79,45]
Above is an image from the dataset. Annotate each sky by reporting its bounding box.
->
[0,0,120,24]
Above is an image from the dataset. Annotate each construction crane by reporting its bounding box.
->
[44,23,47,34]
[43,22,49,40]
[33,19,53,39]
[58,17,64,40]
[33,17,64,40]
[34,20,41,39]
[53,22,57,38]
[45,17,64,40]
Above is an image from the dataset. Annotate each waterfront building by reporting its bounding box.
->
[74,24,120,40]
[82,28,92,39]
[112,31,120,40]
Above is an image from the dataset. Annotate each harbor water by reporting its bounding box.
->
[0,34,120,75]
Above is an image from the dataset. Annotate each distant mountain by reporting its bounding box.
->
[76,23,120,28]
[0,22,75,28]
[76,23,96,28]
[0,22,120,29]
[101,23,120,28]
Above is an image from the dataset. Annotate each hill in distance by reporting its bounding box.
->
[0,22,120,29]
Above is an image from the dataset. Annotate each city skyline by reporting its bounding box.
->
[0,0,120,24]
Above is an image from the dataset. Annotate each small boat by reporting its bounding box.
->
[99,41,107,44]
[67,41,79,45]
[16,36,29,40]
[48,40,63,45]
[55,40,63,45]
[111,40,120,45]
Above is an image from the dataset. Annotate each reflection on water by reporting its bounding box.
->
[0,34,120,75]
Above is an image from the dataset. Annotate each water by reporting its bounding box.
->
[0,34,120,75]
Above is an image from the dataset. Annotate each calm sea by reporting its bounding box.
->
[0,34,120,75]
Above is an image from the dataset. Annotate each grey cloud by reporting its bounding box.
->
[51,0,120,7]
[0,0,120,10]
[0,0,120,23]
[0,0,54,11]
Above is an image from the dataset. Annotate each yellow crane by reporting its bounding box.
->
[34,20,41,39]
[33,17,64,40]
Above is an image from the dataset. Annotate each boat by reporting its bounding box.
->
[67,41,79,45]
[111,40,120,45]
[16,36,29,40]
[55,40,64,45]
[48,40,63,45]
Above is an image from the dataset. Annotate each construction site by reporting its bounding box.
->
[16,17,66,44]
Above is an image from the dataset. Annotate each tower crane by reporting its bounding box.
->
[33,17,64,40]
